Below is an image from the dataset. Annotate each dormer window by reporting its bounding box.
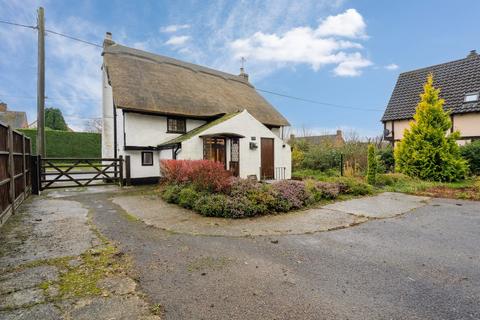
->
[464,92,479,103]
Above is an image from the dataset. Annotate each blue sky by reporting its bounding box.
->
[1,0,479,137]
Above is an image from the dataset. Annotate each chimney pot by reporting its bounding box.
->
[239,67,249,81]
[0,102,7,112]
[103,32,115,47]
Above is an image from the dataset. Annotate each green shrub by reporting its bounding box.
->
[394,75,468,182]
[178,187,200,209]
[334,177,374,196]
[229,179,277,213]
[301,145,342,172]
[161,184,183,203]
[378,145,394,173]
[304,179,340,203]
[366,144,377,185]
[376,173,413,186]
[193,194,228,217]
[19,129,100,158]
[225,196,268,218]
[460,140,480,175]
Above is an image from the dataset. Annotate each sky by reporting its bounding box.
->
[0,0,479,137]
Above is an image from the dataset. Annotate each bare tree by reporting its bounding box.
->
[84,118,102,133]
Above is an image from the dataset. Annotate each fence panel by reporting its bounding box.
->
[0,122,32,226]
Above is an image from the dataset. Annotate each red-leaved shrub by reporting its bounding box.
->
[160,160,232,192]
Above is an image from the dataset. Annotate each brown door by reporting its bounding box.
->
[261,138,274,179]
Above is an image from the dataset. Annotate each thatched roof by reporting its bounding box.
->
[103,42,290,127]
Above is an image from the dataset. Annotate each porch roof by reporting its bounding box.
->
[158,112,241,148]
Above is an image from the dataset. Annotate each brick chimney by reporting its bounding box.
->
[103,32,115,48]
[0,102,7,112]
[239,67,249,81]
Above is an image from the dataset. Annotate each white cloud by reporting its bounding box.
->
[333,52,373,76]
[160,24,190,33]
[229,9,371,76]
[385,63,399,70]
[165,35,190,46]
[316,8,366,38]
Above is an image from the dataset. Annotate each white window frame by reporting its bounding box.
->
[464,92,479,103]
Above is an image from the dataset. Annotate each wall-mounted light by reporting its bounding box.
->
[249,142,258,150]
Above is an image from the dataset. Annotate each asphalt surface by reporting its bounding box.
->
[79,192,480,320]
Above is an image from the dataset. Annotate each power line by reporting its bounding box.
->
[0,19,36,29]
[257,88,384,112]
[0,18,102,48]
[0,94,100,102]
[45,29,102,48]
[1,18,384,112]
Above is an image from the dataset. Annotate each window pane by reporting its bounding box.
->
[167,118,186,133]
[142,152,153,165]
[465,93,478,102]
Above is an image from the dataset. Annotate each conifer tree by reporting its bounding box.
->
[394,74,468,181]
[367,144,377,185]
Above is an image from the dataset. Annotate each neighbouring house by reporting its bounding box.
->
[382,50,480,146]
[0,102,28,129]
[289,130,344,147]
[101,32,291,183]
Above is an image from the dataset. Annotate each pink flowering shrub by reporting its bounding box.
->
[160,162,345,218]
[271,180,310,211]
[160,160,232,192]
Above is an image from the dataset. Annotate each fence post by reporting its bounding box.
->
[31,155,40,195]
[8,126,15,214]
[125,155,131,186]
[340,154,344,177]
[119,155,124,187]
[22,135,26,195]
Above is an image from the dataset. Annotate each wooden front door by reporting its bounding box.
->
[261,138,274,179]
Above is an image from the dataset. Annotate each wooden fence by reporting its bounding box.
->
[0,122,32,226]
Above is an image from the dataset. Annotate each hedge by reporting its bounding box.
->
[19,129,101,158]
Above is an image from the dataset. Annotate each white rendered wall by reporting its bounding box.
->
[178,110,292,179]
[124,112,205,147]
[117,113,205,178]
[101,67,115,159]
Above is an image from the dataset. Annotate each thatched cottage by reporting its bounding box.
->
[101,33,291,183]
[383,50,480,146]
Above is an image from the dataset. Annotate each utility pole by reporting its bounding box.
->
[36,7,45,157]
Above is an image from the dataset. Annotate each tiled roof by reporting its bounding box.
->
[382,51,480,121]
